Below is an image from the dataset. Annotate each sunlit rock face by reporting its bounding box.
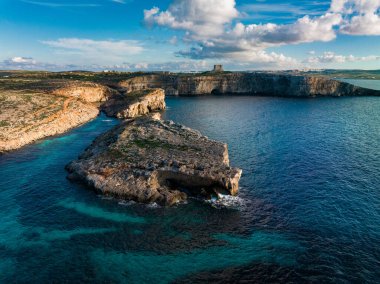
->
[52,81,118,103]
[66,117,242,206]
[119,73,380,97]
[101,88,166,119]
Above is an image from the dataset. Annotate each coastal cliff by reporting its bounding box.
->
[119,73,380,97]
[0,83,102,152]
[52,81,119,103]
[0,79,165,152]
[66,117,242,206]
[101,88,166,118]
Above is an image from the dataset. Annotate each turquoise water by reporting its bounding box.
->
[339,79,380,90]
[1,95,380,282]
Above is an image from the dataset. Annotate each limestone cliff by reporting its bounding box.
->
[0,78,166,152]
[119,73,380,97]
[66,117,242,206]
[101,88,166,119]
[52,81,118,103]
[0,92,99,152]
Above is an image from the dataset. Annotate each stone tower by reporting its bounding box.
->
[213,65,224,72]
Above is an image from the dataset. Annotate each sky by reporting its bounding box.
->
[0,0,379,71]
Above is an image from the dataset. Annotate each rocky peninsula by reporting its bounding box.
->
[0,75,165,152]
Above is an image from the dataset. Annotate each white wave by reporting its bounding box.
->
[206,193,247,210]
[147,202,161,209]
[118,200,136,207]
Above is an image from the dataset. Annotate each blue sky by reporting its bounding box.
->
[0,0,379,71]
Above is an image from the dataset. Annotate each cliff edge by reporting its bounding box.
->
[119,73,380,97]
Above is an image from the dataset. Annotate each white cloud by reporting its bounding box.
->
[144,0,343,66]
[0,56,210,72]
[144,0,380,67]
[305,51,380,63]
[330,0,380,35]
[0,57,59,70]
[10,57,37,64]
[22,0,101,7]
[111,0,127,4]
[144,0,238,39]
[228,13,342,47]
[41,38,144,63]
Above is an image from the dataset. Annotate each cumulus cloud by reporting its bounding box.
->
[305,51,380,64]
[9,57,37,64]
[330,0,380,35]
[144,0,344,65]
[144,0,380,67]
[144,0,238,39]
[0,57,62,70]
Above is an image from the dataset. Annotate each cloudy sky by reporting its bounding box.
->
[0,0,380,71]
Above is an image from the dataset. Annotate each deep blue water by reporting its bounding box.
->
[1,95,380,283]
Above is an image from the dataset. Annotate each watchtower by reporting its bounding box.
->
[213,65,224,72]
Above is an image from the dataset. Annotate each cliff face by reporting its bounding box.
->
[0,92,99,152]
[52,82,118,103]
[66,117,242,206]
[119,73,380,97]
[0,77,166,153]
[101,88,166,119]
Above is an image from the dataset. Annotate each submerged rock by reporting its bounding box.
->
[66,117,242,206]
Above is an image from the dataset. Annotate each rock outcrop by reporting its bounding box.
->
[101,88,166,119]
[66,117,242,206]
[52,82,118,103]
[119,73,380,97]
[0,94,99,152]
[0,78,165,152]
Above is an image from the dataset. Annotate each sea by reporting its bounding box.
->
[0,80,380,283]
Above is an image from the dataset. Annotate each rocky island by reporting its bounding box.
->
[66,116,242,205]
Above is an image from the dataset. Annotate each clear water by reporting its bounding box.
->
[1,96,380,283]
[339,79,380,90]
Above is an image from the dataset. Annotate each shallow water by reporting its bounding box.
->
[1,96,380,282]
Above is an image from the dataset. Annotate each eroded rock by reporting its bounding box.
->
[66,117,242,206]
[52,82,118,103]
[101,88,166,118]
[119,73,380,97]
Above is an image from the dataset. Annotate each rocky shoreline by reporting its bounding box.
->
[66,116,242,206]
[0,80,165,152]
[2,70,379,205]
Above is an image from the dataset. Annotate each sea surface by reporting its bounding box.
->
[1,93,380,282]
[339,78,380,90]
